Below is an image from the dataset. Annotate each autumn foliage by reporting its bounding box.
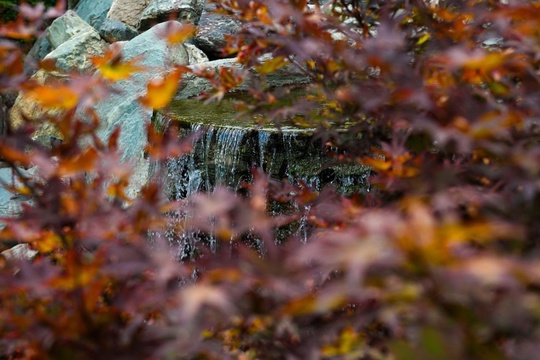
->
[2,0,540,359]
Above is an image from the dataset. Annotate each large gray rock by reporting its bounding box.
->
[46,10,95,49]
[99,18,139,43]
[91,21,190,197]
[175,57,311,100]
[107,0,150,28]
[138,0,204,31]
[193,3,241,59]
[23,34,52,76]
[44,29,107,73]
[74,0,114,29]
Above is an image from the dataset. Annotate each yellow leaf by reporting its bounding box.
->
[34,231,63,253]
[416,33,431,45]
[27,85,79,110]
[139,68,184,109]
[92,48,144,81]
[255,56,288,75]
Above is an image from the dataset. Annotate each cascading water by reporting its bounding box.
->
[155,99,371,257]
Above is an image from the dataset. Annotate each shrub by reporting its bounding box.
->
[1,0,540,359]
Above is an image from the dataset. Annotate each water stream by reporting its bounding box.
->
[155,99,370,257]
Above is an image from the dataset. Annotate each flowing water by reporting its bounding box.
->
[155,99,370,257]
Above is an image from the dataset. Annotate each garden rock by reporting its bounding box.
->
[44,29,107,73]
[9,70,68,139]
[91,21,190,197]
[46,10,95,49]
[137,0,204,31]
[184,43,209,64]
[99,18,139,43]
[23,34,52,76]
[73,0,114,29]
[193,3,241,59]
[107,0,150,28]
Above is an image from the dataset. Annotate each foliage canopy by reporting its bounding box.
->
[1,0,540,359]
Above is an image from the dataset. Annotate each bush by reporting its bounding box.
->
[1,0,540,359]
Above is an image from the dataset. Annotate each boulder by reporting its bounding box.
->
[90,21,190,197]
[9,70,68,140]
[107,0,150,28]
[46,10,95,49]
[0,94,6,136]
[193,3,241,59]
[44,29,107,73]
[184,43,208,65]
[99,18,139,43]
[23,34,52,76]
[73,0,114,29]
[137,0,204,31]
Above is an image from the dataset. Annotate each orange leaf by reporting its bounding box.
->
[26,85,79,110]
[58,148,98,177]
[139,68,185,109]
[160,22,196,44]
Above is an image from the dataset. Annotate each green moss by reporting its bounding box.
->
[162,90,315,132]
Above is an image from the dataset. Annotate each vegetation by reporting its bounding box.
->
[0,0,58,22]
[1,0,540,359]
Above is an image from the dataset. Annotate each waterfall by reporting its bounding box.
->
[158,115,370,257]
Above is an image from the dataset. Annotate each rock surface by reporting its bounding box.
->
[0,167,36,219]
[99,18,139,43]
[44,29,107,73]
[184,43,209,64]
[73,0,114,29]
[91,21,190,197]
[9,70,68,138]
[138,0,204,31]
[107,0,150,28]
[46,10,95,49]
[23,34,52,76]
[193,3,241,59]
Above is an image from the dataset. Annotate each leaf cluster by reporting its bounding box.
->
[1,1,540,359]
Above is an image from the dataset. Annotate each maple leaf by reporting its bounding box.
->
[139,67,187,110]
[26,84,79,110]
